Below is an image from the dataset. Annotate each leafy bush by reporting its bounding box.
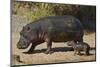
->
[12,0,96,31]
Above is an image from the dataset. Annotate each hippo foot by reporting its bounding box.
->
[23,50,34,54]
[27,51,33,54]
[45,51,53,54]
[77,53,82,56]
[85,54,89,56]
[25,48,35,54]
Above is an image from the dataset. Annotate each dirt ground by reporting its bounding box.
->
[11,15,96,66]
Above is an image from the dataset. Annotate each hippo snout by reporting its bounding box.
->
[17,42,28,49]
[17,43,23,49]
[17,44,21,49]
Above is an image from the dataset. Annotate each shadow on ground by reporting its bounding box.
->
[23,47,95,55]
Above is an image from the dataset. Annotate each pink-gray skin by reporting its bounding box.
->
[17,15,84,54]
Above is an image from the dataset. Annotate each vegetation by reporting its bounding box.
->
[12,0,96,32]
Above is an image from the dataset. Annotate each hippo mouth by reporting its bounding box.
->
[17,41,30,49]
[17,44,29,49]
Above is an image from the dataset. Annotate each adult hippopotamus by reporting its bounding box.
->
[17,15,84,54]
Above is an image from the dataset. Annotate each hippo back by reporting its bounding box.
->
[28,15,84,42]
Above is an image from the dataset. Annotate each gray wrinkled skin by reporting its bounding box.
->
[17,15,84,54]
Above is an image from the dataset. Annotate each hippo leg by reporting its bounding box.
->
[77,51,81,55]
[75,34,83,43]
[85,48,89,56]
[45,38,53,54]
[74,50,77,55]
[79,38,83,42]
[27,43,36,53]
[78,35,83,42]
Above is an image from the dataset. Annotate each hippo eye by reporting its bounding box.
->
[24,35,28,39]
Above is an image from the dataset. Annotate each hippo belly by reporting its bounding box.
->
[51,31,79,42]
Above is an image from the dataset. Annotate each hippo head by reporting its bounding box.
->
[17,25,38,49]
[67,40,75,46]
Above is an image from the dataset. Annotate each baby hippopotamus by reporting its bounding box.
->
[67,41,90,56]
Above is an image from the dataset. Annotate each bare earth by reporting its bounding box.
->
[11,15,96,66]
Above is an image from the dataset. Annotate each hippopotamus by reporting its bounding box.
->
[17,15,84,54]
[66,41,90,55]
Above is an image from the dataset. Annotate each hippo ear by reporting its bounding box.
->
[27,26,30,31]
